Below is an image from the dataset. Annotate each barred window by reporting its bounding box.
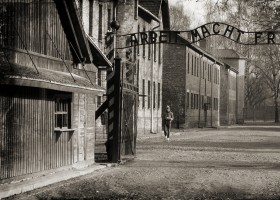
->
[158,83,160,109]
[98,4,103,41]
[186,92,189,108]
[148,80,151,108]
[191,55,194,75]
[191,93,194,109]
[187,53,190,74]
[153,81,156,109]
[55,98,71,129]
[143,27,146,58]
[142,79,145,108]
[89,0,93,36]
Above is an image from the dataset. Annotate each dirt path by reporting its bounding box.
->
[6,129,280,200]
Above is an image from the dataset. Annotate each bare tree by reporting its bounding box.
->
[245,65,270,107]
[251,46,280,122]
[169,4,190,31]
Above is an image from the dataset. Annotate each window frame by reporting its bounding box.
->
[54,96,72,130]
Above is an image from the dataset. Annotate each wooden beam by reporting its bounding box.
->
[95,99,108,119]
[54,0,92,63]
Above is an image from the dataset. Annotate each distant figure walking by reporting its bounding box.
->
[164,105,174,141]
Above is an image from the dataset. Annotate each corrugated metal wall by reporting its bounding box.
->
[0,85,74,180]
[1,0,72,62]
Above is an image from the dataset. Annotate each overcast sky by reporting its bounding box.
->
[169,0,207,29]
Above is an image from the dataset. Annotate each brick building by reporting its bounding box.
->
[219,63,238,125]
[130,0,170,134]
[77,0,170,137]
[214,49,246,124]
[74,0,113,147]
[163,36,222,128]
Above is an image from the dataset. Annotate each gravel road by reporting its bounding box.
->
[5,128,280,200]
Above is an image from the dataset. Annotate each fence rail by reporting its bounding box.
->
[244,106,277,122]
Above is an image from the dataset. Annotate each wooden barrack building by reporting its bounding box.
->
[0,0,107,181]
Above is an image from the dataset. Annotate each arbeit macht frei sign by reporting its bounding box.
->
[117,22,280,49]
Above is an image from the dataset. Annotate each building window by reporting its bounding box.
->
[202,62,205,79]
[142,79,145,108]
[55,98,71,129]
[143,27,146,58]
[207,96,212,110]
[78,0,83,17]
[191,55,194,75]
[196,58,199,76]
[98,4,103,41]
[107,8,111,31]
[186,92,189,108]
[208,64,210,81]
[201,95,204,109]
[153,81,156,109]
[213,98,218,110]
[199,59,202,78]
[154,43,157,62]
[158,83,160,109]
[187,53,190,74]
[191,93,194,109]
[194,94,196,109]
[148,43,151,60]
[137,25,140,55]
[194,56,196,76]
[148,80,151,108]
[158,43,161,64]
[97,96,102,107]
[89,0,93,36]
[217,69,220,84]
[195,94,198,109]
[210,65,212,82]
[134,0,138,19]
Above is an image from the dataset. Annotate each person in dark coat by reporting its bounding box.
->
[164,105,174,141]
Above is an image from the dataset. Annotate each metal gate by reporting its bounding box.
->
[120,59,138,158]
[121,92,137,157]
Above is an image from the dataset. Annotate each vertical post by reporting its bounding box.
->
[112,56,122,163]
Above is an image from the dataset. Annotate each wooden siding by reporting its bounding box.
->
[2,0,72,63]
[0,85,74,180]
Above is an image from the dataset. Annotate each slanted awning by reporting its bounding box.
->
[87,36,112,69]
[54,0,93,63]
[138,5,160,22]
[0,63,105,94]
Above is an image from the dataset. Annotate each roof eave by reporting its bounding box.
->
[138,5,161,22]
[87,35,113,69]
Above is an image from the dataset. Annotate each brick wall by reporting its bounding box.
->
[163,41,220,128]
[116,0,163,135]
[80,0,113,52]
[219,67,237,125]
[162,43,186,128]
[220,58,246,124]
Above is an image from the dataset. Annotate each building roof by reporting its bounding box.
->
[138,0,170,30]
[0,63,105,94]
[214,49,247,59]
[176,35,224,66]
[55,0,93,63]
[87,36,112,68]
[139,0,161,17]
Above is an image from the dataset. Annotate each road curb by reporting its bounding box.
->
[0,164,107,199]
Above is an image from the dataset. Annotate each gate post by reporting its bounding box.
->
[107,56,122,163]
[113,56,122,162]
